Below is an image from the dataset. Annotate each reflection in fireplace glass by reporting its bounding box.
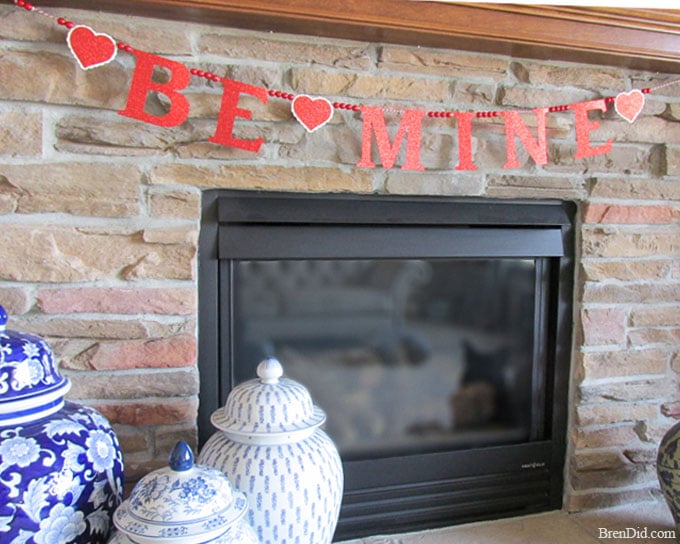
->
[234,258,537,459]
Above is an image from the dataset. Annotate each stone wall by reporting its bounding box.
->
[0,4,678,511]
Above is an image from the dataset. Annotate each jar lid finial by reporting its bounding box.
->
[257,357,284,384]
[169,440,194,472]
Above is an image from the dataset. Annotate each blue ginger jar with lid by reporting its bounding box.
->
[198,357,344,544]
[657,421,680,533]
[0,304,124,543]
[110,441,257,544]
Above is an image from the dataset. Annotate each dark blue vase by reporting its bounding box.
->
[657,420,680,531]
[0,305,124,543]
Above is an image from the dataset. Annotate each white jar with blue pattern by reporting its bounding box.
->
[198,357,344,544]
[110,440,258,544]
[0,304,124,543]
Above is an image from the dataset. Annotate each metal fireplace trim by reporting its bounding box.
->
[198,190,575,540]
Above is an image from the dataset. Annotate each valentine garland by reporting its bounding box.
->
[11,0,680,172]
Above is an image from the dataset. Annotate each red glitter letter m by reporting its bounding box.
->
[357,107,426,171]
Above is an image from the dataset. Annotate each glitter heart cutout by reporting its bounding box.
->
[291,95,333,133]
[614,90,645,124]
[67,25,118,70]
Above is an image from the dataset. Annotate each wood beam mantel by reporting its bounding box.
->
[37,0,680,72]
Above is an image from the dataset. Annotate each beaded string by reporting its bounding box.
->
[11,0,677,119]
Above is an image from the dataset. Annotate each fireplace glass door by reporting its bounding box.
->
[233,258,542,460]
[199,191,574,540]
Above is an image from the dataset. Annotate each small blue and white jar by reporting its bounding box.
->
[199,357,344,544]
[110,441,257,544]
[0,304,124,543]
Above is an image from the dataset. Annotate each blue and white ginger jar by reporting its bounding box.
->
[0,304,124,543]
[657,420,680,532]
[111,440,257,544]
[199,357,344,544]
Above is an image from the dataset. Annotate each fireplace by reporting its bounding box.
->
[198,190,575,540]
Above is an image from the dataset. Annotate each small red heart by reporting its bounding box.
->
[67,25,117,70]
[292,95,333,133]
[614,90,645,124]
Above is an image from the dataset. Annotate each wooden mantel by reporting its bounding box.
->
[38,1,680,72]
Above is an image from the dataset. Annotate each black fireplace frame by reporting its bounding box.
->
[198,190,575,541]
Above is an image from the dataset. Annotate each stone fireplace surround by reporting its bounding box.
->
[0,2,678,536]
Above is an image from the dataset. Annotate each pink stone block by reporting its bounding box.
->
[38,287,196,315]
[581,307,627,346]
[74,335,197,370]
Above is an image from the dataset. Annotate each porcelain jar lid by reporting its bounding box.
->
[211,357,326,445]
[113,441,248,544]
[0,304,71,426]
